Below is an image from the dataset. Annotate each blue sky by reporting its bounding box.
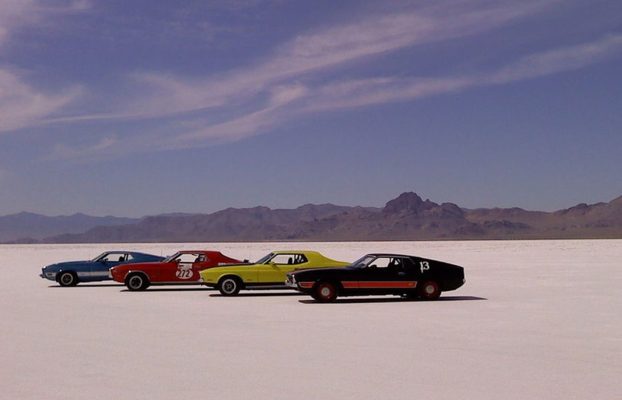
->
[0,0,621,217]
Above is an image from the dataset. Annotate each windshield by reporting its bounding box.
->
[163,252,182,263]
[349,255,376,269]
[91,252,108,262]
[256,253,275,264]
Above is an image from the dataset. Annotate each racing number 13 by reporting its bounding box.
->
[419,261,430,273]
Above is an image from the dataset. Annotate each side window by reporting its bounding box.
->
[102,252,127,262]
[124,253,134,261]
[270,254,308,265]
[369,257,392,269]
[175,253,201,263]
[369,257,406,269]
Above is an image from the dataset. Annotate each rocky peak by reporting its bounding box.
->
[383,192,438,214]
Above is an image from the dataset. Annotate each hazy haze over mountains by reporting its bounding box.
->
[2,192,621,243]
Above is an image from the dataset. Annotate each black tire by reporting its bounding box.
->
[218,276,242,296]
[312,281,338,302]
[418,280,441,300]
[125,273,150,291]
[57,271,78,287]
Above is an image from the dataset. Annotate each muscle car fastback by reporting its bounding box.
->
[286,253,465,302]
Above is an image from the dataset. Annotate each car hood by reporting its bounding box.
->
[44,260,91,270]
[290,266,355,277]
[199,263,256,276]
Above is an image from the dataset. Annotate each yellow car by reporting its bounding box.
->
[199,250,349,296]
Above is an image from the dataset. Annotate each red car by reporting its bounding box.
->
[109,250,241,291]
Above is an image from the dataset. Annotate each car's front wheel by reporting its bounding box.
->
[218,276,242,296]
[418,280,441,300]
[125,273,150,291]
[312,281,338,302]
[57,271,78,287]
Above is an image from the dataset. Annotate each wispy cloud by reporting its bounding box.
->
[47,135,119,162]
[39,0,554,147]
[109,0,550,119]
[157,34,622,148]
[0,69,82,133]
[0,0,37,47]
[303,33,622,112]
[0,0,90,48]
[0,1,88,133]
[19,1,622,160]
[488,34,622,84]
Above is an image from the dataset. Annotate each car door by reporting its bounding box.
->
[93,252,126,280]
[356,257,417,294]
[172,253,201,282]
[255,253,303,284]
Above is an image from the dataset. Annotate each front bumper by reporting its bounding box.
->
[40,270,57,281]
[443,277,466,292]
[285,275,297,288]
[285,276,312,291]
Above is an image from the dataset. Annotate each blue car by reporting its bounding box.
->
[40,251,164,287]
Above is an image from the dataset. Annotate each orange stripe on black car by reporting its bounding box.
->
[342,281,417,289]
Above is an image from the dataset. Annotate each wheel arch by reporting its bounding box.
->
[124,270,149,283]
[217,274,245,288]
[313,278,343,292]
[56,269,79,282]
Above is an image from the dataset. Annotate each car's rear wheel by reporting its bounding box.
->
[125,273,149,291]
[418,280,441,300]
[312,281,338,302]
[57,271,78,287]
[218,276,242,296]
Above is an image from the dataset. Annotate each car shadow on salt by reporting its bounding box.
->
[48,284,125,288]
[119,287,214,292]
[209,292,304,297]
[298,295,487,304]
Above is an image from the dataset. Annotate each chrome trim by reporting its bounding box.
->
[76,271,110,278]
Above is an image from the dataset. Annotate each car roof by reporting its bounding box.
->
[272,250,320,255]
[365,253,415,258]
[105,251,145,255]
[129,251,162,257]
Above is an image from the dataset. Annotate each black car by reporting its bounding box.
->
[286,253,465,302]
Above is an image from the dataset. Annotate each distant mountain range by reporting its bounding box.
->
[0,212,138,243]
[2,192,622,243]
